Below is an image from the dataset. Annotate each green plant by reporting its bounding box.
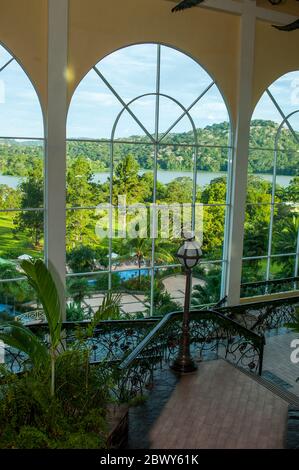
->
[66,301,85,322]
[145,282,181,317]
[67,277,91,305]
[76,292,122,341]
[0,259,63,397]
[0,350,111,449]
[192,265,221,306]
[20,259,62,396]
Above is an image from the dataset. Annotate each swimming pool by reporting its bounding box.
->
[0,304,15,317]
[87,269,150,286]
[117,269,149,281]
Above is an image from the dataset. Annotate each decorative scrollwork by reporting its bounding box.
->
[218,297,299,335]
[117,310,265,399]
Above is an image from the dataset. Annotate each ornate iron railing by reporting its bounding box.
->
[0,318,159,374]
[217,296,299,335]
[241,277,299,298]
[117,309,265,400]
[16,309,46,325]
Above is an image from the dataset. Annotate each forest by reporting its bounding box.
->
[0,120,299,177]
[0,119,299,316]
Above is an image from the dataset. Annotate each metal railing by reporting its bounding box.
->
[217,296,299,335]
[240,276,299,298]
[117,309,265,400]
[0,317,160,374]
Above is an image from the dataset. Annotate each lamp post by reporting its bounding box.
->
[171,235,202,374]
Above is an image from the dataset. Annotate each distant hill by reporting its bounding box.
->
[1,120,299,177]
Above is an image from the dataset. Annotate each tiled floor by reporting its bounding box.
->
[148,360,289,449]
[263,330,299,396]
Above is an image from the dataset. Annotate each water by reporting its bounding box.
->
[0,304,15,317]
[0,171,295,190]
[87,269,149,285]
[117,269,149,281]
[93,170,294,188]
[0,174,22,189]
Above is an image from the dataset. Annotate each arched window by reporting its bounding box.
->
[242,71,299,297]
[0,44,45,315]
[67,44,232,316]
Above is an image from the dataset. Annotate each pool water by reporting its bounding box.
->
[118,270,149,281]
[87,269,150,286]
[0,304,15,317]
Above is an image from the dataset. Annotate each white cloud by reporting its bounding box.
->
[76,90,118,106]
[191,101,228,122]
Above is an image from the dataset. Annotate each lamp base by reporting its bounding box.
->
[170,356,198,374]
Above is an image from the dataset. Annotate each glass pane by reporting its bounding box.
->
[112,143,154,204]
[241,258,267,285]
[268,71,299,119]
[154,237,178,266]
[270,255,296,280]
[275,148,299,201]
[0,140,44,209]
[240,258,267,298]
[272,204,298,255]
[128,95,156,136]
[0,278,38,323]
[66,273,109,320]
[0,60,43,138]
[158,97,194,144]
[111,234,152,269]
[247,149,274,183]
[156,148,194,202]
[0,210,44,265]
[284,176,299,204]
[198,171,228,204]
[66,209,109,271]
[192,262,222,306]
[189,87,230,146]
[66,142,110,208]
[0,45,13,70]
[67,68,122,139]
[243,204,271,257]
[250,95,282,149]
[201,205,226,260]
[160,45,213,109]
[111,269,151,317]
[153,266,183,316]
[157,144,195,179]
[113,108,153,142]
[98,44,157,102]
[197,145,229,176]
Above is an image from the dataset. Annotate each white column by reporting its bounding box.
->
[45,0,68,319]
[226,0,256,306]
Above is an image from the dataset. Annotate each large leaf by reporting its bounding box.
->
[93,292,121,322]
[0,320,48,369]
[20,259,62,350]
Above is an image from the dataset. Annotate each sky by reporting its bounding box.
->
[0,43,299,141]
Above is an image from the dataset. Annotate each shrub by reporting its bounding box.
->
[0,350,112,449]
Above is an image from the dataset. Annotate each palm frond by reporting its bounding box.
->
[93,292,122,322]
[0,320,48,369]
[20,259,62,350]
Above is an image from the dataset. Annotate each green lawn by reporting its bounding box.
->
[0,213,43,259]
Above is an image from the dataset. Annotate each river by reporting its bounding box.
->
[0,170,295,189]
